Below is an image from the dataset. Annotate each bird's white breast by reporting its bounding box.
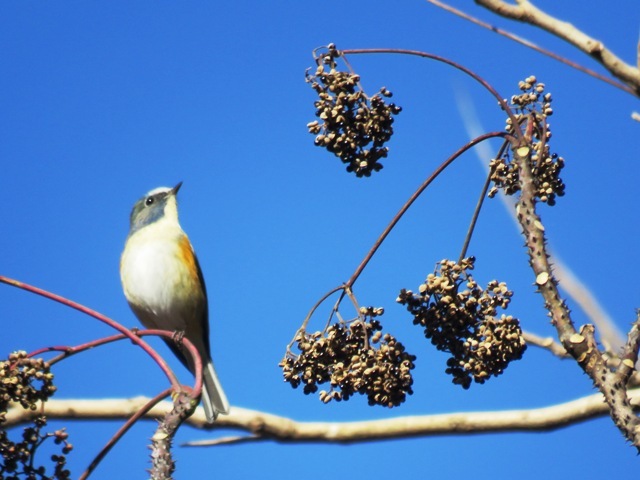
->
[120,219,202,332]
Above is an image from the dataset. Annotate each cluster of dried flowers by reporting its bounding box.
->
[397,258,526,389]
[0,351,71,479]
[489,76,565,205]
[280,308,416,407]
[306,44,401,177]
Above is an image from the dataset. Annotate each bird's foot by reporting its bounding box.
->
[172,330,186,346]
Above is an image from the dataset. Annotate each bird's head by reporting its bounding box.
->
[129,182,182,233]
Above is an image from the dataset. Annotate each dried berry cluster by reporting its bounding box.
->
[489,76,565,205]
[306,44,402,177]
[280,314,416,407]
[0,352,56,412]
[1,351,71,479]
[397,258,526,389]
[0,418,72,480]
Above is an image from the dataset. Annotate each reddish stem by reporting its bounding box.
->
[79,388,173,480]
[0,275,203,394]
[341,48,523,142]
[346,131,510,288]
[0,275,208,478]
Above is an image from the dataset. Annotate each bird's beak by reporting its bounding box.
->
[171,181,183,195]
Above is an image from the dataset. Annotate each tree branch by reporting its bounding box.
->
[523,331,568,358]
[454,89,626,352]
[427,0,635,96]
[512,141,640,448]
[6,392,640,444]
[473,0,640,94]
[454,90,629,381]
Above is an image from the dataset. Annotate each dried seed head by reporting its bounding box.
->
[280,315,416,407]
[0,352,71,479]
[493,76,565,205]
[397,258,526,389]
[306,44,402,177]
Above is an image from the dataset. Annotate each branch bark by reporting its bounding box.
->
[473,0,640,94]
[427,0,634,95]
[512,139,640,448]
[6,391,640,445]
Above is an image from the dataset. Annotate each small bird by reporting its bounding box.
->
[120,182,229,422]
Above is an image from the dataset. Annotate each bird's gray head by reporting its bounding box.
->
[129,182,182,234]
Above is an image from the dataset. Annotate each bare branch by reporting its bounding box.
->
[615,311,640,385]
[149,391,197,479]
[523,331,568,358]
[185,435,265,447]
[550,257,625,351]
[454,89,625,351]
[345,129,509,289]
[79,388,173,480]
[6,392,640,444]
[427,0,635,95]
[512,141,640,448]
[473,0,640,94]
[0,275,183,390]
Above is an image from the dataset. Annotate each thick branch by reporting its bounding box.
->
[6,392,640,444]
[428,0,634,95]
[455,94,626,351]
[475,0,640,94]
[616,312,640,385]
[512,142,640,448]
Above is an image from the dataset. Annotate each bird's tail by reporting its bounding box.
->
[201,359,230,423]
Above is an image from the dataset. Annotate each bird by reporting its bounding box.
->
[120,182,229,422]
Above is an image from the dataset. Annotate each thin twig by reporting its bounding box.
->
[79,388,173,480]
[458,139,509,263]
[346,131,509,289]
[342,48,523,137]
[0,275,181,388]
[286,285,346,352]
[184,435,266,447]
[522,331,568,358]
[142,329,204,399]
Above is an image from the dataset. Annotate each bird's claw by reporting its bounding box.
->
[172,330,186,346]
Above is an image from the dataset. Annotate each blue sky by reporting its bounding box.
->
[2,1,639,478]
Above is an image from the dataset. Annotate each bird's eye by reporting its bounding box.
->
[145,197,154,206]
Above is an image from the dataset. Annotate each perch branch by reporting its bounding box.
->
[6,391,640,444]
[0,275,181,388]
